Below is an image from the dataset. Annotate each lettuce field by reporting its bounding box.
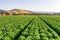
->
[0,15,60,40]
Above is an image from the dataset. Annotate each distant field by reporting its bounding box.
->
[0,15,60,40]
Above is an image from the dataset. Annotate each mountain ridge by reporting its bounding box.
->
[0,9,31,15]
[0,9,60,15]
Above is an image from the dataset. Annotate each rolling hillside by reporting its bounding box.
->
[7,9,31,15]
[0,9,32,15]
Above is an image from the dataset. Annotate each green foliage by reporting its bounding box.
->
[0,15,60,40]
[18,36,25,40]
[3,36,11,40]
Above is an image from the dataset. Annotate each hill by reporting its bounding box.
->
[7,9,31,15]
[0,9,32,15]
[0,9,60,15]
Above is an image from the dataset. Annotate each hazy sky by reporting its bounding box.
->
[0,0,60,12]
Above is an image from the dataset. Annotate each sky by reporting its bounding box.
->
[0,0,60,12]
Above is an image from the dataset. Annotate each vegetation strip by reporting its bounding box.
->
[40,18,60,36]
[45,17,60,22]
[13,18,34,40]
[0,16,60,40]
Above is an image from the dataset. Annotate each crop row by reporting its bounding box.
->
[0,16,34,40]
[17,16,60,40]
[0,16,60,40]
